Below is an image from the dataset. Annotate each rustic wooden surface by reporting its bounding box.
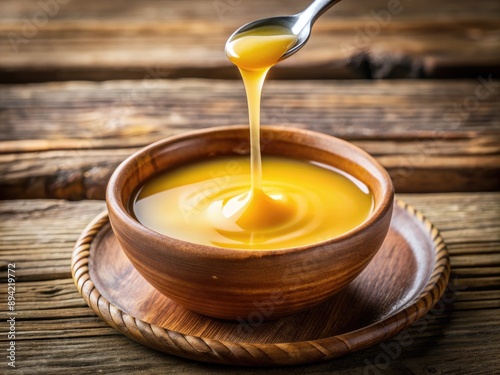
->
[1,79,499,199]
[1,193,499,373]
[1,0,499,372]
[70,201,449,365]
[1,0,499,82]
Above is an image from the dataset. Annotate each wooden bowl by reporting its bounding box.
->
[106,126,394,320]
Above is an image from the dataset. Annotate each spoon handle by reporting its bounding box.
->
[292,0,343,34]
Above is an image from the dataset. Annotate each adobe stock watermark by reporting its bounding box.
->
[178,104,288,223]
[443,74,499,126]
[393,74,498,185]
[234,240,326,339]
[177,130,278,223]
[8,0,71,53]
[235,291,286,337]
[340,0,410,61]
[57,64,170,171]
[179,159,243,222]
[97,65,170,134]
[363,277,466,375]
[6,263,17,368]
[213,0,243,21]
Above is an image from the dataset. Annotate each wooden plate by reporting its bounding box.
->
[71,199,450,366]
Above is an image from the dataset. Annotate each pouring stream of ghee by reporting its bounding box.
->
[224,26,298,231]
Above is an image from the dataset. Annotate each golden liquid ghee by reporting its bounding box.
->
[133,156,373,250]
[224,25,299,231]
[225,25,298,71]
[132,25,374,250]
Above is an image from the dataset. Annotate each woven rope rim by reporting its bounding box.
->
[71,198,450,366]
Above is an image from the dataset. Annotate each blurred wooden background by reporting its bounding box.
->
[1,0,499,82]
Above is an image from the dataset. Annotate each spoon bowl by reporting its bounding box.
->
[226,0,343,61]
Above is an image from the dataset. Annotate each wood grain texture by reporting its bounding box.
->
[0,193,499,372]
[0,0,499,82]
[1,79,499,199]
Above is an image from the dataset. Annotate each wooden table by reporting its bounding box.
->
[1,0,499,373]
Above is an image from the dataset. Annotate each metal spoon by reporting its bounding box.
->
[226,0,343,61]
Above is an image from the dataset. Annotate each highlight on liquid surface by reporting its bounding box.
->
[132,156,374,250]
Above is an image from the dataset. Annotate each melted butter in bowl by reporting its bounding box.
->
[132,156,373,250]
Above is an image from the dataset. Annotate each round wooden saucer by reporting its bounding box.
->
[71,199,450,366]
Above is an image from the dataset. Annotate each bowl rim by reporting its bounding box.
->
[106,125,394,258]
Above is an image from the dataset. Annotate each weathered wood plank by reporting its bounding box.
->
[2,80,499,140]
[0,200,105,280]
[1,279,498,322]
[1,276,497,329]
[0,193,498,283]
[0,194,499,373]
[2,332,498,374]
[2,146,499,199]
[0,0,499,82]
[0,80,499,198]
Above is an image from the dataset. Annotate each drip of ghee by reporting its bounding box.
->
[133,156,374,250]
